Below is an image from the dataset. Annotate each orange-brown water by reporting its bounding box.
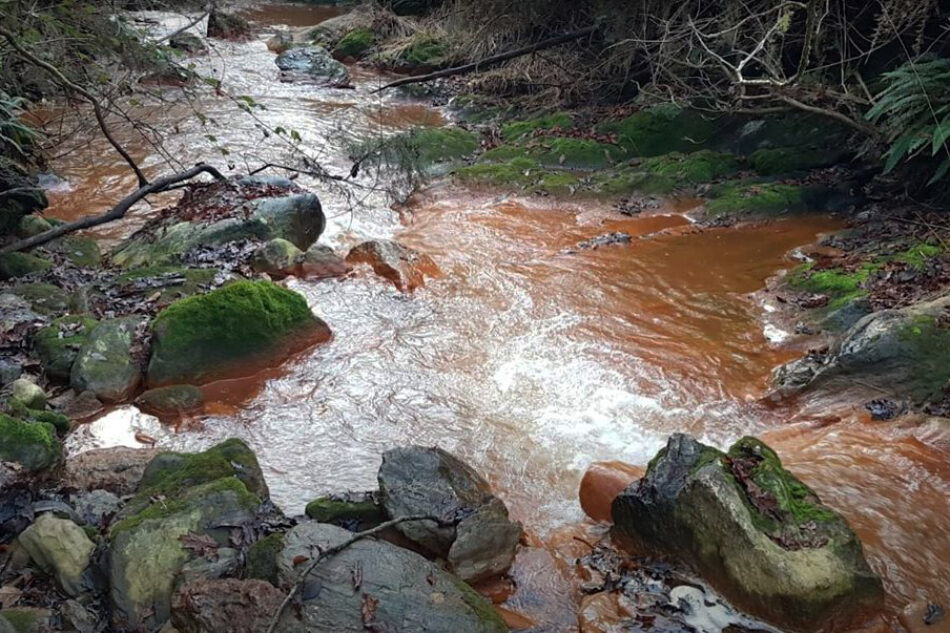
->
[45,6,950,631]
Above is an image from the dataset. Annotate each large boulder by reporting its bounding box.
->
[0,160,47,237]
[111,182,325,269]
[109,478,261,631]
[34,315,98,380]
[146,280,329,386]
[772,294,950,404]
[0,252,52,280]
[346,239,438,292]
[611,434,883,631]
[275,46,350,86]
[18,513,95,596]
[0,414,61,471]
[378,446,521,583]
[273,522,507,632]
[70,316,146,402]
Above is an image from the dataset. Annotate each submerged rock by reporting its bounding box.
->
[206,10,251,40]
[18,513,95,596]
[611,434,883,631]
[773,294,950,404]
[146,280,329,386]
[275,46,350,86]
[346,239,438,292]
[378,446,521,583]
[274,522,508,632]
[70,316,146,402]
[135,385,204,418]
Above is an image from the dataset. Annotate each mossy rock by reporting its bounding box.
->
[147,280,327,386]
[70,317,145,403]
[7,400,70,435]
[16,215,51,238]
[0,252,52,281]
[706,181,819,218]
[480,138,622,170]
[639,150,740,184]
[45,235,101,267]
[8,283,69,314]
[0,414,61,472]
[110,266,221,304]
[501,112,574,141]
[612,434,882,631]
[787,262,878,312]
[134,384,204,418]
[333,27,374,58]
[596,106,717,157]
[456,157,581,194]
[400,35,448,67]
[0,608,52,633]
[109,478,260,631]
[749,146,848,176]
[137,438,268,501]
[34,315,98,380]
[305,492,385,528]
[245,532,284,585]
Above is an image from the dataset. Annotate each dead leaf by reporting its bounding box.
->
[179,532,219,560]
[292,555,309,567]
[361,593,379,627]
[0,585,21,609]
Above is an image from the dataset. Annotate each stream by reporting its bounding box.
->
[38,4,950,630]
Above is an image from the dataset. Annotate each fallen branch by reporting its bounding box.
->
[372,24,601,93]
[0,164,225,254]
[0,26,148,187]
[265,514,453,633]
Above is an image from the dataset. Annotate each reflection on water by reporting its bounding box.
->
[47,5,950,629]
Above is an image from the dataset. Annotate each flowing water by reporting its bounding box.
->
[41,4,950,629]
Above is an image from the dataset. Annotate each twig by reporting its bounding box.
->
[1,164,225,254]
[266,514,453,633]
[0,26,149,187]
[372,24,600,93]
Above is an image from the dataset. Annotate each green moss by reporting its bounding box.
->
[455,158,537,187]
[749,146,843,176]
[891,243,943,268]
[448,575,509,631]
[47,235,100,267]
[110,477,260,539]
[501,112,573,141]
[596,106,716,157]
[590,169,675,196]
[481,138,622,170]
[401,35,447,66]
[787,263,877,311]
[539,171,582,193]
[9,283,69,314]
[147,280,317,385]
[246,532,284,585]
[0,252,52,280]
[0,608,48,633]
[0,414,61,471]
[34,315,98,380]
[7,401,70,435]
[727,437,837,526]
[639,150,739,184]
[333,28,374,57]
[305,496,383,524]
[706,182,807,217]
[137,438,267,500]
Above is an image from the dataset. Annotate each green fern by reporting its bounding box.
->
[867,58,950,186]
[0,92,40,158]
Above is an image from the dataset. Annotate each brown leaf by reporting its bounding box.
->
[292,554,309,567]
[361,593,379,628]
[0,585,21,609]
[179,532,219,560]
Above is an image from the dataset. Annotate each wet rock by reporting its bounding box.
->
[275,46,350,87]
[0,414,60,472]
[378,446,521,583]
[137,438,269,500]
[147,280,329,386]
[18,513,95,596]
[10,378,45,410]
[773,294,950,404]
[112,186,325,269]
[865,398,905,421]
[307,11,372,46]
[300,243,348,279]
[34,315,98,381]
[57,390,104,421]
[0,607,51,633]
[266,31,294,54]
[251,238,303,277]
[346,239,438,292]
[171,577,283,633]
[274,522,508,632]
[579,461,645,523]
[135,385,205,418]
[0,252,52,280]
[168,32,207,55]
[576,232,632,251]
[304,491,384,529]
[578,592,634,633]
[612,434,883,631]
[206,10,251,40]
[72,489,121,526]
[109,478,261,631]
[63,446,158,495]
[70,316,146,402]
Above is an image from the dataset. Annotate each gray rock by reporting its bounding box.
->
[0,358,22,386]
[171,577,283,633]
[301,244,348,279]
[71,316,146,402]
[773,294,950,403]
[176,547,241,588]
[135,385,204,418]
[612,434,883,631]
[34,315,99,381]
[63,446,158,495]
[275,46,350,86]
[10,378,45,409]
[18,513,95,596]
[251,238,303,277]
[60,600,97,633]
[0,294,40,338]
[378,446,521,583]
[72,489,122,526]
[274,522,507,633]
